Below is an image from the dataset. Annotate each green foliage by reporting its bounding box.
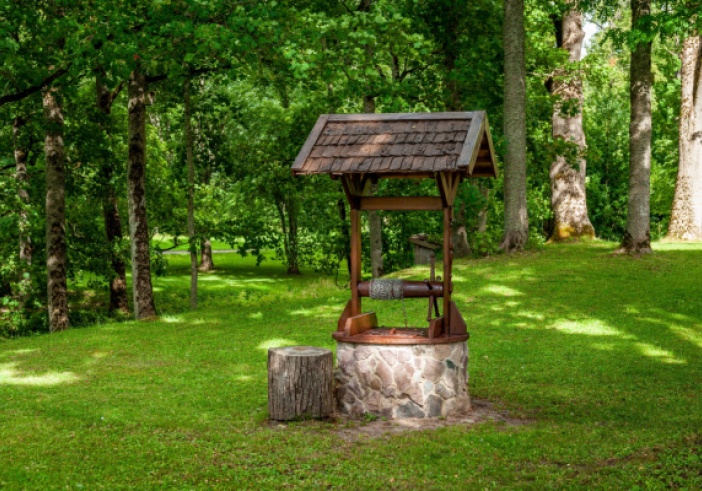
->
[0,0,696,332]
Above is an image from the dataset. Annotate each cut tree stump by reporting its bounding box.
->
[268,346,333,421]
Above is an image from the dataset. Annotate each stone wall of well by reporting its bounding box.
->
[335,342,469,419]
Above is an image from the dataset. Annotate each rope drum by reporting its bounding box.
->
[368,279,404,300]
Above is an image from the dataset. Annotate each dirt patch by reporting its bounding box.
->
[335,399,529,441]
[266,399,530,441]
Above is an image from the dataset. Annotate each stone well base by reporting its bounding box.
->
[335,341,469,419]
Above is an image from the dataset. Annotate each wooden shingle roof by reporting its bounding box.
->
[292,111,497,179]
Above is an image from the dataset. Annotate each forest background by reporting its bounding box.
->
[1,0,700,335]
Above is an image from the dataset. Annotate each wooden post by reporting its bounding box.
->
[443,204,452,329]
[350,206,361,316]
[268,346,333,421]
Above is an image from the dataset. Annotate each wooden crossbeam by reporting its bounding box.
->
[358,196,443,211]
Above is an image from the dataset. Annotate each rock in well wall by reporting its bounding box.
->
[335,342,469,419]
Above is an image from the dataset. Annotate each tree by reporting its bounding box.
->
[619,0,653,254]
[668,34,702,240]
[44,86,69,332]
[126,65,157,319]
[13,116,32,268]
[501,0,529,252]
[184,76,198,309]
[548,5,595,241]
[96,73,129,314]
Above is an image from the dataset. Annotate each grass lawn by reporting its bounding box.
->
[1,242,701,489]
[152,234,232,252]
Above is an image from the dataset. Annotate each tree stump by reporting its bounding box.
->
[268,346,333,421]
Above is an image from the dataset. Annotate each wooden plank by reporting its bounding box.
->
[337,300,353,332]
[449,302,468,336]
[332,330,468,345]
[291,114,329,174]
[436,173,448,208]
[443,205,452,328]
[439,172,462,207]
[344,312,378,337]
[428,317,444,339]
[327,112,475,122]
[359,196,443,211]
[479,113,499,178]
[455,111,485,170]
[350,207,361,316]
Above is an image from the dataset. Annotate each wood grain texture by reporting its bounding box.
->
[332,329,468,345]
[456,110,485,170]
[428,317,445,339]
[344,312,378,336]
[268,346,333,421]
[449,301,468,336]
[359,196,443,211]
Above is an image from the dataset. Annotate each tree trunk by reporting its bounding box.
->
[451,203,472,257]
[548,8,595,241]
[363,96,384,278]
[127,67,157,319]
[286,197,301,274]
[14,116,32,267]
[14,116,32,309]
[43,87,69,332]
[477,184,489,233]
[199,239,215,271]
[619,0,652,254]
[184,77,198,310]
[500,0,529,252]
[668,35,702,241]
[268,346,333,421]
[96,76,129,315]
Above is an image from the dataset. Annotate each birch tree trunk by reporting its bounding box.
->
[619,0,652,254]
[451,203,472,257]
[500,0,529,252]
[668,35,702,241]
[96,76,129,314]
[549,8,595,241]
[43,87,69,332]
[199,239,215,272]
[184,77,198,310]
[127,67,157,319]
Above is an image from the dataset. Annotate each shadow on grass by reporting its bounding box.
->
[439,242,702,427]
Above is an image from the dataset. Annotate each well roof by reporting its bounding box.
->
[291,111,497,178]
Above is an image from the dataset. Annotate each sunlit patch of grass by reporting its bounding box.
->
[0,362,80,386]
[634,342,686,364]
[481,284,524,296]
[671,325,702,349]
[550,319,632,337]
[256,338,299,351]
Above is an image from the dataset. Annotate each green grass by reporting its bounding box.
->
[152,234,231,252]
[2,242,702,489]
